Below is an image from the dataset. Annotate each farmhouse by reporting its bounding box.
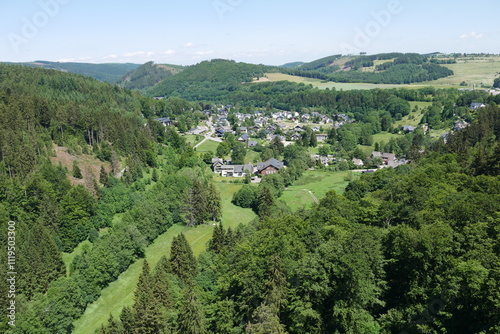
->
[402,125,416,133]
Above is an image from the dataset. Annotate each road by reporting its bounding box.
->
[194,117,220,149]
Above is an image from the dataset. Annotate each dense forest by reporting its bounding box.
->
[0,63,499,333]
[4,61,141,83]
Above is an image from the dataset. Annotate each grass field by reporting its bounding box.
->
[415,56,500,87]
[281,170,358,211]
[72,181,255,334]
[194,139,220,154]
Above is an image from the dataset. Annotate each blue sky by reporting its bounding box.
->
[1,0,499,65]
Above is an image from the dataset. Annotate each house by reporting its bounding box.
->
[470,102,486,110]
[402,125,416,133]
[239,127,248,133]
[256,158,285,176]
[212,157,224,174]
[268,135,285,142]
[238,133,250,142]
[291,133,301,141]
[371,151,396,165]
[155,117,172,126]
[352,158,364,167]
[315,133,328,142]
[312,126,320,132]
[248,140,258,148]
[219,163,254,177]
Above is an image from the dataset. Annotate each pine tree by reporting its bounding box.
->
[133,260,164,333]
[177,288,207,334]
[153,256,173,309]
[73,160,82,178]
[206,182,221,222]
[208,223,226,254]
[257,186,275,218]
[188,179,208,226]
[100,165,109,187]
[152,168,158,182]
[169,233,197,283]
[120,306,134,334]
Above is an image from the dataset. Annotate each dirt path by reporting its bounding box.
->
[302,189,319,204]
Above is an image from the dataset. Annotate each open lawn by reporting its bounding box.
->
[360,132,401,155]
[72,182,255,334]
[281,170,358,211]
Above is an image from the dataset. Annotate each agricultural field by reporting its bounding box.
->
[414,56,500,87]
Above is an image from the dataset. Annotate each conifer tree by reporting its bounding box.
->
[188,179,208,226]
[206,182,221,222]
[169,233,197,283]
[120,306,134,334]
[99,165,109,187]
[152,168,158,182]
[177,288,207,334]
[257,186,275,218]
[73,160,82,178]
[153,256,173,309]
[208,223,226,254]
[133,260,164,333]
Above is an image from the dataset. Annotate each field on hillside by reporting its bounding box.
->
[72,176,256,334]
[416,56,500,87]
[281,170,358,211]
[257,56,500,90]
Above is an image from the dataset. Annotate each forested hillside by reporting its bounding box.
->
[4,61,141,83]
[117,61,184,91]
[283,53,454,84]
[0,64,212,333]
[146,59,271,100]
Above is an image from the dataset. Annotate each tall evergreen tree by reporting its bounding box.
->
[206,182,221,222]
[208,223,226,254]
[188,179,208,226]
[169,233,197,283]
[133,260,164,333]
[177,288,207,334]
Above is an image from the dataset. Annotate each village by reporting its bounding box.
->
[154,101,480,178]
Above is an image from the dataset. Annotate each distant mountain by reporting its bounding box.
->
[146,59,272,100]
[3,61,141,82]
[280,61,305,68]
[116,61,184,91]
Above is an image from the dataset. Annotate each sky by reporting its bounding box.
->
[0,0,499,66]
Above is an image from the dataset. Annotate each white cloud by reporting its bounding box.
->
[194,50,215,56]
[103,54,118,60]
[460,31,484,39]
[183,42,196,48]
[160,50,176,55]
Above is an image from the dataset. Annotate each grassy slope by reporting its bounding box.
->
[281,170,358,211]
[72,180,255,334]
[195,139,220,154]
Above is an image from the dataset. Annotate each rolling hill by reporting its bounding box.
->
[2,60,141,82]
[116,61,184,90]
